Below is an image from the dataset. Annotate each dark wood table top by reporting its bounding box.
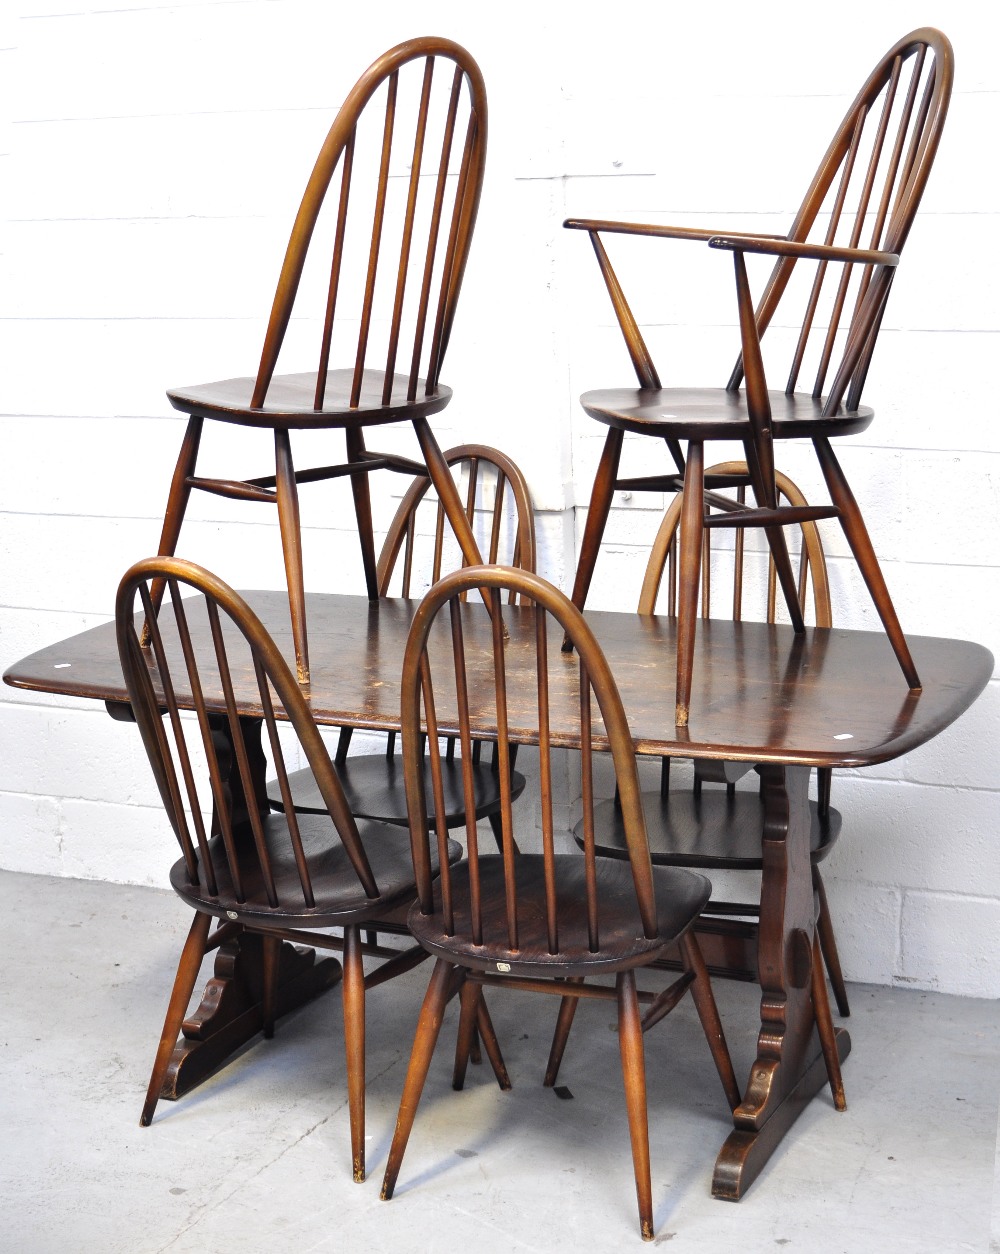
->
[4,591,992,769]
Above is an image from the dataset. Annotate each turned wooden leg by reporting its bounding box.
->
[679,932,741,1111]
[568,427,625,619]
[274,429,309,686]
[346,427,379,600]
[475,990,512,1090]
[452,977,479,1091]
[814,435,920,689]
[342,925,367,1182]
[140,910,211,1127]
[543,980,582,1088]
[142,415,204,646]
[412,416,485,574]
[675,440,704,726]
[742,437,805,634]
[811,932,846,1111]
[617,970,654,1242]
[381,959,455,1200]
[813,864,850,1017]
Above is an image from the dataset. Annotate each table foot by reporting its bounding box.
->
[159,932,342,1100]
[712,1025,851,1200]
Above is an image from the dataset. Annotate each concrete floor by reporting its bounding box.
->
[2,868,998,1254]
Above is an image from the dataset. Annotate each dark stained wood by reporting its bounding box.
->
[380,566,738,1241]
[149,38,489,684]
[566,28,954,722]
[266,445,536,845]
[117,557,462,1182]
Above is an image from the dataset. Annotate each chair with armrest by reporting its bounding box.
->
[265,444,537,852]
[565,28,953,726]
[147,37,489,686]
[117,555,464,1183]
[379,564,743,1242]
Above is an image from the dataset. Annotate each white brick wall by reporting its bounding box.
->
[2,2,997,995]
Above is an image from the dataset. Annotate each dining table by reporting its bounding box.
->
[4,589,992,1200]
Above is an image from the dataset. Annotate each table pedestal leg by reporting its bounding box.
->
[159,932,343,1100]
[712,764,851,1199]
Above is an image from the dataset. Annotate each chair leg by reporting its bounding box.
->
[261,933,280,1040]
[452,977,479,1091]
[342,925,367,1182]
[617,971,654,1242]
[381,958,455,1200]
[412,416,485,574]
[675,440,705,727]
[678,933,742,1111]
[543,980,582,1088]
[741,438,805,634]
[812,932,847,1112]
[274,429,310,686]
[487,810,520,857]
[813,864,850,1017]
[568,426,625,617]
[475,990,512,1090]
[813,435,920,689]
[346,427,379,599]
[142,415,204,646]
[140,910,211,1127]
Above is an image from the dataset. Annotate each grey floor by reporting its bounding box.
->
[2,869,998,1254]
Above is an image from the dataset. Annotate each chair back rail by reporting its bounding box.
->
[400,566,659,955]
[118,557,379,909]
[250,37,487,412]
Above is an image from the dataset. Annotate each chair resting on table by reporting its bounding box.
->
[265,444,537,854]
[379,564,745,1243]
[566,27,953,726]
[147,37,489,686]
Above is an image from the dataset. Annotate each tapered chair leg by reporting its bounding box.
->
[679,933,742,1111]
[811,932,847,1112]
[274,429,310,686]
[140,910,211,1127]
[475,989,512,1090]
[543,980,582,1088]
[814,435,920,689]
[569,426,625,618]
[342,926,367,1182]
[617,971,654,1242]
[452,977,479,1091]
[813,864,850,1017]
[142,415,204,645]
[674,440,705,727]
[346,428,379,600]
[381,958,454,1200]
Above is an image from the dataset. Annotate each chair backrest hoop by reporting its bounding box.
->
[250,37,488,411]
[400,565,660,952]
[117,557,379,907]
[727,28,953,413]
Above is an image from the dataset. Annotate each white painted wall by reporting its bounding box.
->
[2,1,997,997]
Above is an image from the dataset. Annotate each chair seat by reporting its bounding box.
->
[407,854,711,978]
[167,368,453,429]
[170,811,461,928]
[581,386,874,442]
[578,790,842,869]
[268,756,526,828]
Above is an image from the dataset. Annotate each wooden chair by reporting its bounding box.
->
[265,445,537,851]
[379,565,742,1242]
[566,28,953,725]
[117,555,462,1183]
[148,37,489,686]
[568,462,849,1020]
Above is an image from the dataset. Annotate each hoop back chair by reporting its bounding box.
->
[379,565,741,1242]
[568,463,849,1020]
[566,28,953,725]
[149,37,489,685]
[117,556,459,1183]
[265,445,537,849]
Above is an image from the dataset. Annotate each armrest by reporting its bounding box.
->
[564,217,785,244]
[708,234,899,268]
